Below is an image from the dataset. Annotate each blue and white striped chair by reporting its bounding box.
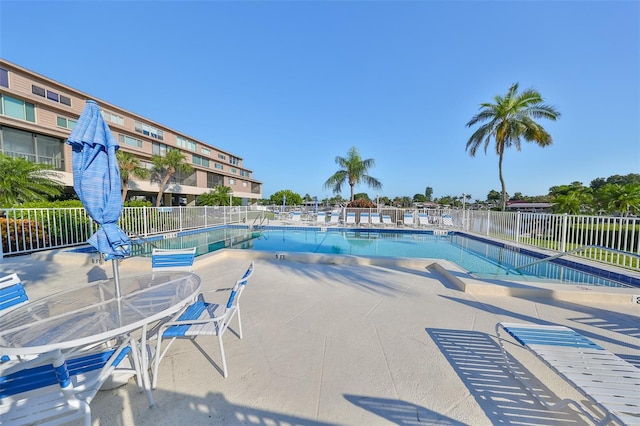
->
[0,273,28,316]
[151,261,254,387]
[151,247,196,273]
[0,336,140,426]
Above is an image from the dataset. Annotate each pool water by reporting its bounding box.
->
[140,227,633,288]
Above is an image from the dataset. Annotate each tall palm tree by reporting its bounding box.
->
[0,154,62,207]
[466,83,560,211]
[116,150,150,202]
[323,146,382,201]
[597,183,640,216]
[151,149,193,207]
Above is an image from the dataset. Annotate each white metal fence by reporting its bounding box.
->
[2,206,638,272]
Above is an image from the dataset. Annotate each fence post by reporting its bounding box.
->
[515,211,521,243]
[143,206,149,237]
[561,213,568,253]
[486,210,491,237]
[179,206,183,231]
[204,205,208,228]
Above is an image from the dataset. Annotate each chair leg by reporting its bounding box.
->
[236,305,243,339]
[152,333,177,390]
[218,334,228,378]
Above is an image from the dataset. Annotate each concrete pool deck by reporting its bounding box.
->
[1,248,639,425]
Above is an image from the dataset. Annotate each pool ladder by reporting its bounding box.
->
[250,211,269,229]
[513,244,639,271]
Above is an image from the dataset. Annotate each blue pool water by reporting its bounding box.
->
[132,226,636,288]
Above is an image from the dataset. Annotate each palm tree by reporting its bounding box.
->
[151,149,193,207]
[466,83,560,211]
[323,146,382,201]
[597,183,640,216]
[0,154,62,207]
[116,150,150,202]
[196,185,235,206]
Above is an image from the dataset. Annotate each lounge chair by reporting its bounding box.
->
[442,214,454,227]
[403,212,415,227]
[359,212,370,226]
[370,212,382,226]
[417,213,429,227]
[0,273,27,316]
[345,212,357,226]
[496,322,640,425]
[382,215,393,226]
[152,247,196,273]
[152,262,254,386]
[289,211,302,223]
[328,211,340,225]
[315,211,327,224]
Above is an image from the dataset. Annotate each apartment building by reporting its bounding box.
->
[0,59,262,206]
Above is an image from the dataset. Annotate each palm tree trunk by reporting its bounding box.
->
[498,151,507,211]
[350,184,355,201]
[156,173,173,207]
[121,180,129,203]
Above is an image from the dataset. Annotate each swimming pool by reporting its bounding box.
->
[134,226,637,288]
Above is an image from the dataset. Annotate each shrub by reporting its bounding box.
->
[347,198,375,208]
[1,218,48,254]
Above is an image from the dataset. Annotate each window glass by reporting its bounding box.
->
[67,119,76,130]
[25,103,35,122]
[0,68,7,88]
[36,134,64,169]
[56,117,67,127]
[32,85,45,97]
[60,95,71,106]
[3,95,26,120]
[2,126,35,157]
[46,90,59,102]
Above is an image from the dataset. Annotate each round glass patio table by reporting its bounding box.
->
[0,271,201,405]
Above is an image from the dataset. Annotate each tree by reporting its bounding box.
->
[323,146,382,201]
[413,194,427,202]
[117,150,150,202]
[196,185,235,206]
[552,192,592,215]
[270,189,302,206]
[353,192,370,200]
[596,183,640,216]
[0,154,62,207]
[151,149,193,207]
[425,187,433,201]
[466,83,560,211]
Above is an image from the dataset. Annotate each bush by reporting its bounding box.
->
[1,218,48,254]
[347,198,375,208]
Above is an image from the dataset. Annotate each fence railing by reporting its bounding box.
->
[2,206,638,271]
[0,206,265,258]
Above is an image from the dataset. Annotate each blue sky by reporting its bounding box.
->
[1,1,638,202]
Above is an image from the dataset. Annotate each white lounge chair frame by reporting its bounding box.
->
[370,212,382,226]
[345,212,357,226]
[496,322,640,425]
[0,273,28,316]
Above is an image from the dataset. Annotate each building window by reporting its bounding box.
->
[229,178,235,185]
[229,156,239,165]
[152,142,169,156]
[230,168,237,174]
[32,85,45,97]
[201,147,210,155]
[118,134,143,148]
[0,68,9,88]
[176,136,196,151]
[214,163,223,170]
[56,116,77,130]
[59,95,71,106]
[192,154,209,167]
[218,153,226,160]
[0,126,64,170]
[135,121,163,140]
[207,172,224,188]
[240,169,250,177]
[46,90,59,102]
[103,110,124,126]
[0,95,36,123]
[242,181,248,187]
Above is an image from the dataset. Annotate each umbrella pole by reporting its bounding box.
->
[112,259,122,299]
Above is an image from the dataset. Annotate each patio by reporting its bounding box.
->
[2,249,639,425]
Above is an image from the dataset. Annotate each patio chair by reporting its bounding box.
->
[345,212,357,226]
[370,212,382,226]
[151,261,255,387]
[0,273,28,316]
[315,211,327,224]
[0,336,139,426]
[403,212,415,227]
[442,214,454,227]
[151,247,196,273]
[328,211,340,225]
[417,213,429,227]
[382,215,393,226]
[288,211,302,223]
[359,212,370,226]
[496,322,640,425]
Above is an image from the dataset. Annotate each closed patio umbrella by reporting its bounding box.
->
[66,100,130,298]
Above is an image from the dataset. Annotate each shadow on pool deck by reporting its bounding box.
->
[1,249,639,425]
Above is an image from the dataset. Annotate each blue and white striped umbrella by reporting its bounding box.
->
[66,100,131,263]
